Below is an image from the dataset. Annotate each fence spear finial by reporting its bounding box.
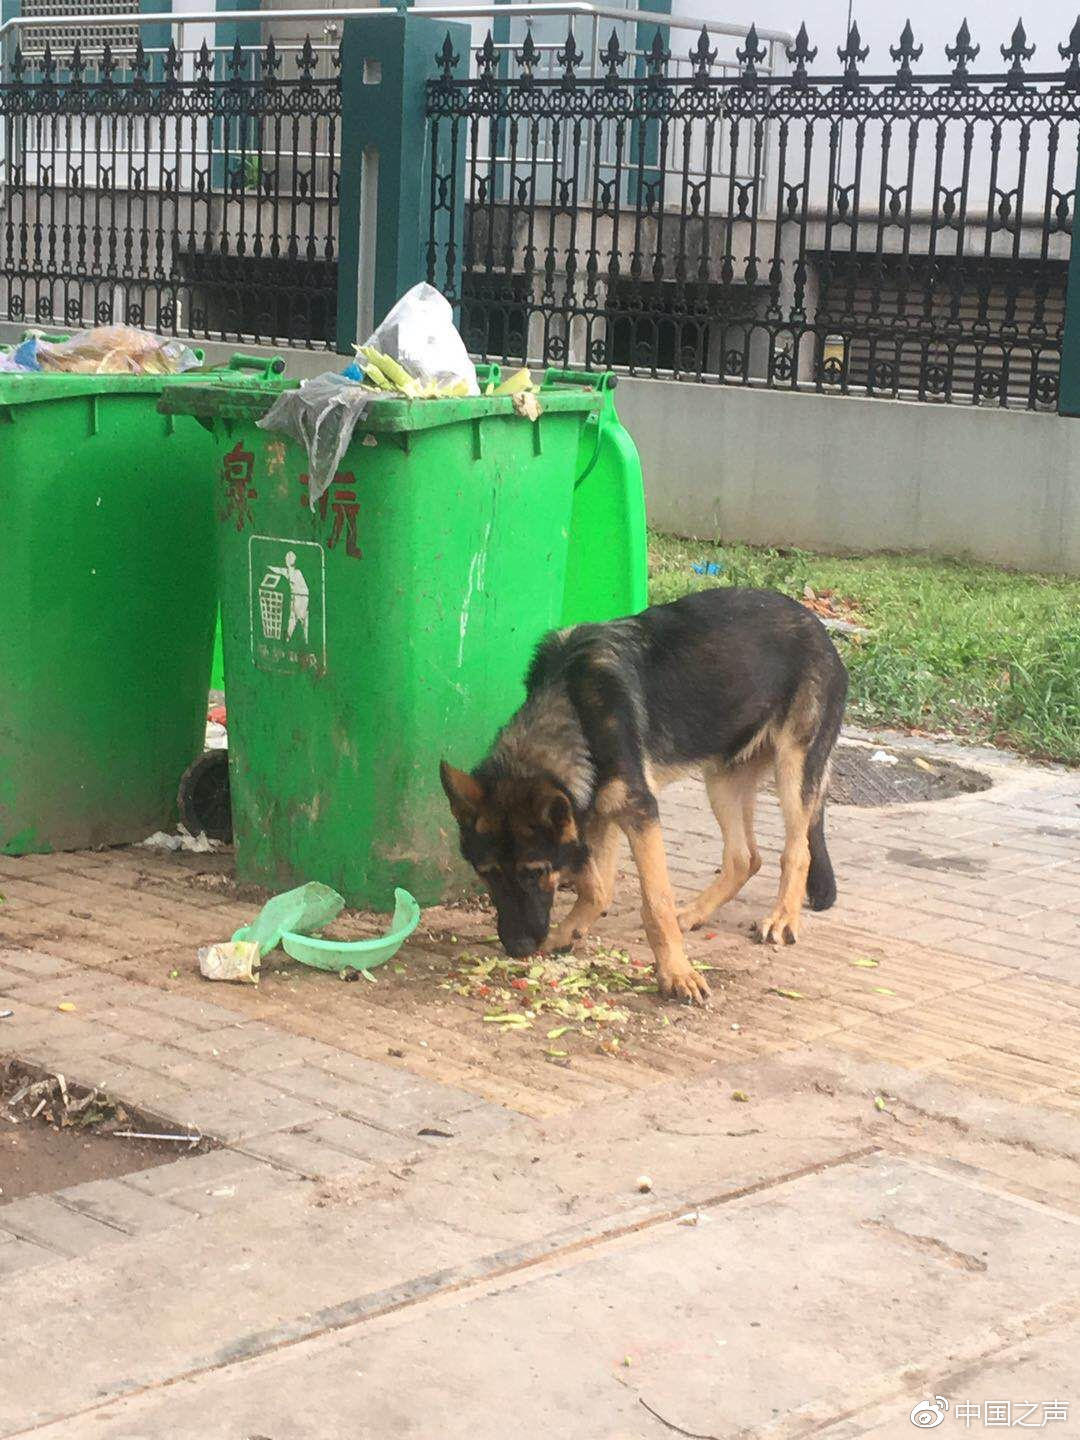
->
[785,21,817,86]
[889,19,923,86]
[1059,15,1080,88]
[946,18,979,86]
[689,25,717,83]
[737,22,767,86]
[1001,17,1035,87]
[837,21,869,87]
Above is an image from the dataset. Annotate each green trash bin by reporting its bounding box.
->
[160,377,602,907]
[0,355,281,854]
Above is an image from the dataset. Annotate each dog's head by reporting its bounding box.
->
[440,761,587,957]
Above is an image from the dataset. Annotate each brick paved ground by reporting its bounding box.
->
[1,733,1078,1436]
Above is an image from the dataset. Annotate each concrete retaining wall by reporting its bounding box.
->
[615,377,1080,574]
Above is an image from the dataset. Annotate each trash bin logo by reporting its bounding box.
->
[248,536,326,674]
[259,571,286,640]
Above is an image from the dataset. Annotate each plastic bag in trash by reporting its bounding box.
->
[361,283,478,397]
[257,374,373,510]
[232,880,345,957]
[32,325,202,375]
[0,337,44,372]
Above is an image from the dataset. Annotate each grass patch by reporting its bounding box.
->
[649,535,1080,766]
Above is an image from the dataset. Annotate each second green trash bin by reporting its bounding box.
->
[162,378,602,907]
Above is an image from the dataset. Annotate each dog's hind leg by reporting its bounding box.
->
[759,733,817,945]
[547,818,620,953]
[678,764,763,931]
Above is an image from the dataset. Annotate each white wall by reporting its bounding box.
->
[617,376,1080,573]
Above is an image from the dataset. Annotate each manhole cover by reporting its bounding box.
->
[827,743,991,808]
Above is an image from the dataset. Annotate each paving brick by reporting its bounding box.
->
[0,1196,124,1256]
[297,1115,423,1165]
[90,1005,218,1045]
[0,1236,56,1277]
[165,1165,308,1216]
[0,947,76,979]
[0,965,38,992]
[237,1131,373,1179]
[122,990,244,1032]
[5,972,127,1015]
[172,1079,326,1142]
[171,1022,281,1060]
[237,1034,342,1074]
[57,1178,192,1236]
[267,1062,401,1113]
[120,1148,266,1198]
[100,1039,239,1091]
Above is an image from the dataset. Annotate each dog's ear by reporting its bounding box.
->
[440,761,484,827]
[542,789,578,845]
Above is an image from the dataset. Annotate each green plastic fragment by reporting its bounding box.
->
[232,881,345,957]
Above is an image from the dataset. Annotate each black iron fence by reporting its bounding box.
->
[427,17,1080,409]
[4,14,1080,408]
[0,34,340,346]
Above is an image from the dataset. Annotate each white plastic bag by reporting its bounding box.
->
[361,283,478,396]
[257,374,373,509]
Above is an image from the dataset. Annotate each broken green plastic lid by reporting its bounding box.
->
[232,880,345,957]
[281,888,421,973]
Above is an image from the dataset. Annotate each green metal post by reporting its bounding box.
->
[336,13,470,353]
[1059,145,1080,416]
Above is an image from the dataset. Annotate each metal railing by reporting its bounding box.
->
[0,3,784,350]
[427,16,1080,408]
[3,5,1080,410]
[0,28,341,345]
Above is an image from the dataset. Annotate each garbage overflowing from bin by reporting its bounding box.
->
[254,284,544,506]
[0,324,202,375]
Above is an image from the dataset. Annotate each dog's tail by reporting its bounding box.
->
[806,809,837,911]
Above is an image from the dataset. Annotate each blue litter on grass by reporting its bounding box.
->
[691,560,723,577]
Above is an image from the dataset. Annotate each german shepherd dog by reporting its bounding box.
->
[440,588,848,1004]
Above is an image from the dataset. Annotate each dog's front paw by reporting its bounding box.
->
[757,908,799,945]
[658,959,710,1005]
[544,920,584,955]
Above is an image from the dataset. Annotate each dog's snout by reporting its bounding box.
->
[502,935,542,959]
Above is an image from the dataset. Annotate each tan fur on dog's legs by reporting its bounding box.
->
[546,819,620,952]
[678,763,763,931]
[626,820,710,1004]
[759,739,814,945]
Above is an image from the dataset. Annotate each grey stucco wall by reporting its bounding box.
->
[615,377,1080,575]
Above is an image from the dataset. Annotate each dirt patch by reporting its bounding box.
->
[1,1062,208,1205]
[828,743,991,808]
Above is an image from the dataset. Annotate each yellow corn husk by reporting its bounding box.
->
[357,356,396,391]
[493,367,536,395]
[358,346,422,396]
